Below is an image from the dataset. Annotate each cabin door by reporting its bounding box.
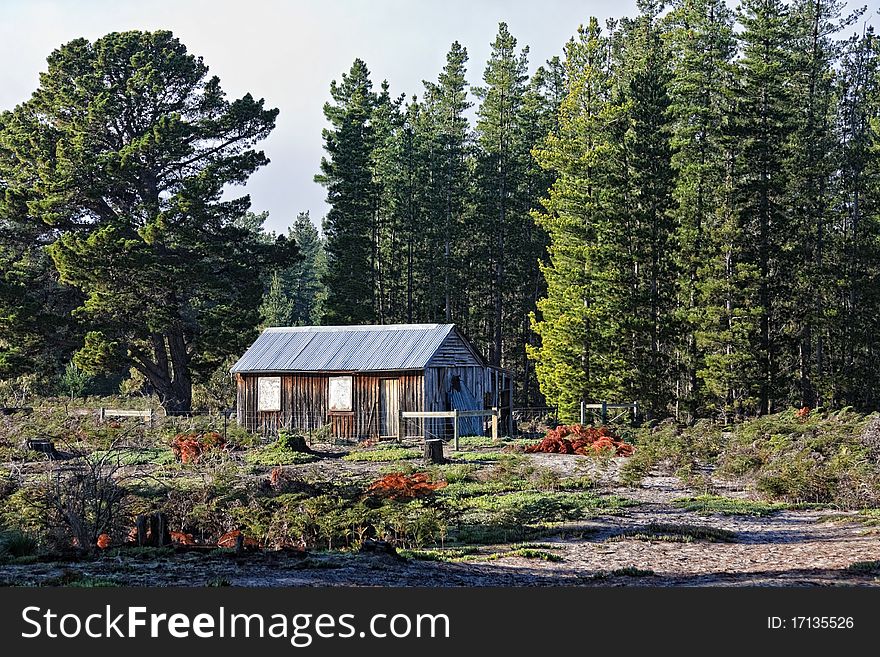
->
[379,378,399,438]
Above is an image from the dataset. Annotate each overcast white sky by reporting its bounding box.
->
[0,0,644,233]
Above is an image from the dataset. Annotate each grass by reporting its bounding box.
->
[673,495,788,516]
[612,566,654,577]
[342,447,421,462]
[244,443,318,466]
[484,547,563,562]
[399,547,479,562]
[612,523,737,543]
[400,544,563,563]
[455,436,501,448]
[439,480,524,499]
[449,451,510,462]
[846,560,880,575]
[819,508,880,529]
[460,491,637,525]
[90,447,177,466]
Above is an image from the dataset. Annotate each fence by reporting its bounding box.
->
[580,401,639,425]
[398,408,499,450]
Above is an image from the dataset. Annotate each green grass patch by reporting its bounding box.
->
[342,448,421,462]
[820,508,880,527]
[612,522,737,543]
[846,560,880,575]
[460,491,637,525]
[398,547,479,562]
[612,566,654,577]
[455,436,501,448]
[449,451,509,462]
[439,480,524,499]
[484,547,563,562]
[673,495,788,516]
[0,530,39,558]
[245,443,318,466]
[91,448,176,466]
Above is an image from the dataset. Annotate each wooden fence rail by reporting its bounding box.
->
[99,407,155,427]
[399,408,499,450]
[580,401,639,425]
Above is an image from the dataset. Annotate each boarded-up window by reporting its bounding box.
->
[329,376,353,411]
[257,376,281,411]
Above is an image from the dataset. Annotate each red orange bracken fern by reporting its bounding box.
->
[366,472,448,501]
[171,432,225,463]
[525,425,634,457]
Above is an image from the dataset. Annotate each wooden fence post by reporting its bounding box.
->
[580,401,585,425]
[453,409,459,451]
[99,407,105,423]
[491,407,499,442]
[397,410,403,443]
[601,401,608,425]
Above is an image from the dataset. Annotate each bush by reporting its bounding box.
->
[43,451,133,552]
[0,530,39,558]
[244,440,318,467]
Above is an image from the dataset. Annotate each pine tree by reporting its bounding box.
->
[735,0,795,414]
[516,58,566,405]
[530,18,624,421]
[260,271,294,327]
[0,30,287,411]
[473,23,531,368]
[316,59,377,325]
[425,42,472,325]
[666,0,739,419]
[786,0,862,407]
[612,1,679,417]
[287,212,327,325]
[833,26,880,408]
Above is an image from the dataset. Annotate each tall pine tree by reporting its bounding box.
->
[316,59,377,324]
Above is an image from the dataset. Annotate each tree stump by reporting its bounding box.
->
[147,512,171,547]
[136,515,148,547]
[423,439,444,464]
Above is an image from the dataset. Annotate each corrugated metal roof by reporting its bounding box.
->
[230,324,460,373]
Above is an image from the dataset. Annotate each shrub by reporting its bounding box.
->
[0,530,39,558]
[244,441,318,467]
[44,447,136,551]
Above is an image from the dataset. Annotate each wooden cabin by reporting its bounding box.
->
[230,324,512,440]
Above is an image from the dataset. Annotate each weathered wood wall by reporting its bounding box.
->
[236,371,423,439]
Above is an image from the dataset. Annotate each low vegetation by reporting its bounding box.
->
[672,495,788,517]
[1,403,878,586]
[622,409,880,509]
[611,523,738,543]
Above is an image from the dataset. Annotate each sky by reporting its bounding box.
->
[0,0,641,234]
